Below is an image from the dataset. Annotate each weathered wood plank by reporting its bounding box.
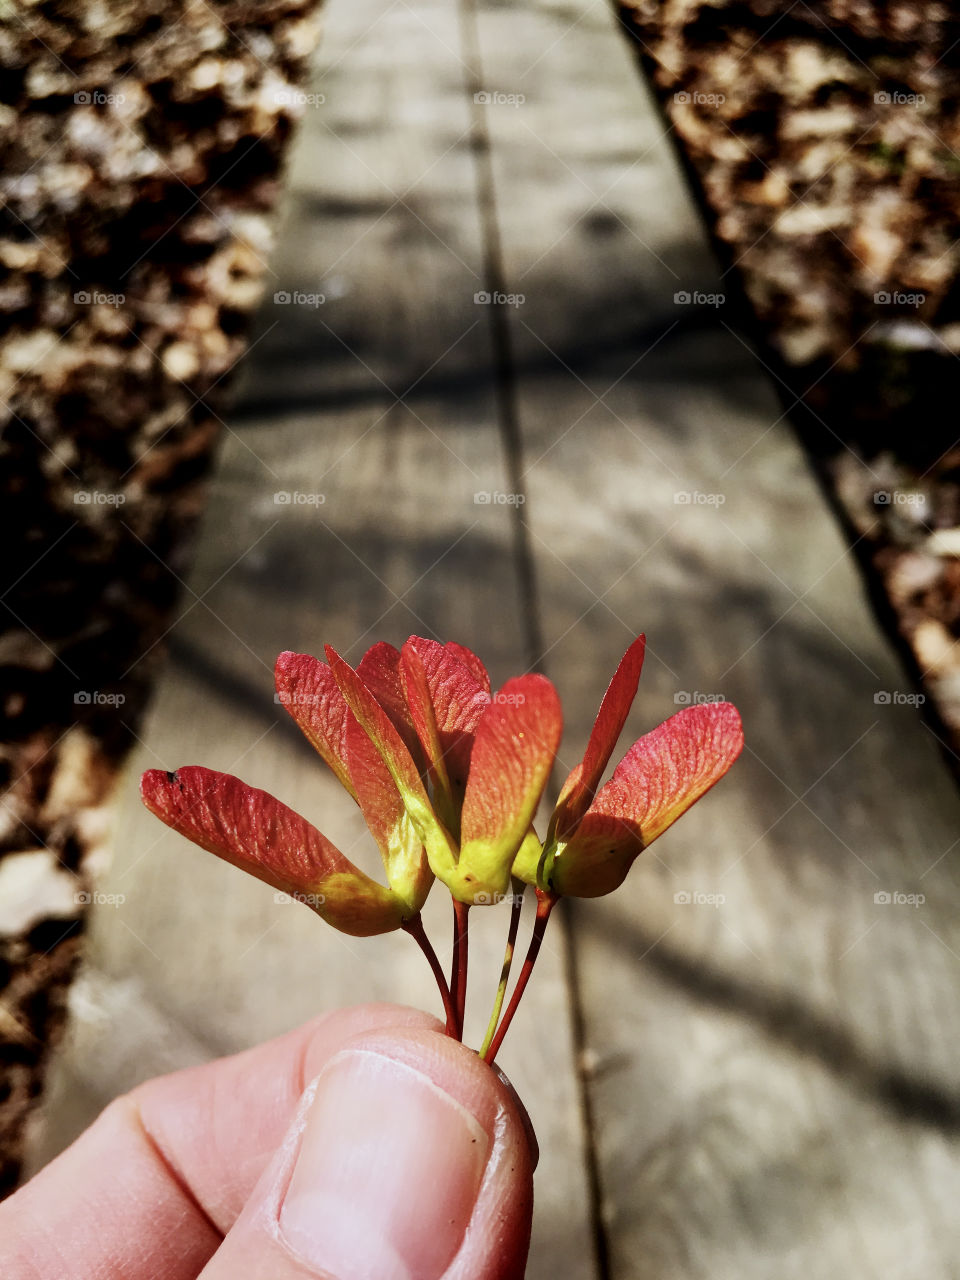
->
[28,0,596,1274]
[471,0,960,1274]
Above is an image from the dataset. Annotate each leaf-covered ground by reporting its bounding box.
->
[619,0,960,766]
[0,0,321,1194]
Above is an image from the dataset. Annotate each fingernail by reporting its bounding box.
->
[492,1065,539,1171]
[279,1048,490,1280]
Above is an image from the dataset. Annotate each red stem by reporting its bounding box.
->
[403,914,458,1037]
[483,889,557,1066]
[449,900,462,1039]
[452,899,470,1041]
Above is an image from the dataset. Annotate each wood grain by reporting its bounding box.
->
[469,0,960,1274]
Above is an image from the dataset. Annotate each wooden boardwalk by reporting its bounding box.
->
[31,0,960,1276]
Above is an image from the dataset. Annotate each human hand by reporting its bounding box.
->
[0,1003,535,1279]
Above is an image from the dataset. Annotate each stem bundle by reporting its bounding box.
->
[406,887,557,1060]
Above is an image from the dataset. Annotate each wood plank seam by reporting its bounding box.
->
[457,1,612,1274]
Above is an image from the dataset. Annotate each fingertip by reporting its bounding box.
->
[199,1022,536,1280]
[282,1025,535,1280]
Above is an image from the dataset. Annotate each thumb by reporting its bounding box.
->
[198,1024,535,1280]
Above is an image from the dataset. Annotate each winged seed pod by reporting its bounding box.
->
[139,766,414,937]
[140,634,743,1059]
[526,636,744,898]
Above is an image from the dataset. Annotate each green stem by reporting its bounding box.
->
[403,914,457,1037]
[478,878,525,1059]
[483,888,557,1066]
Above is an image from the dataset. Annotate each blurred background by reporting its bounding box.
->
[2,1,960,1276]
